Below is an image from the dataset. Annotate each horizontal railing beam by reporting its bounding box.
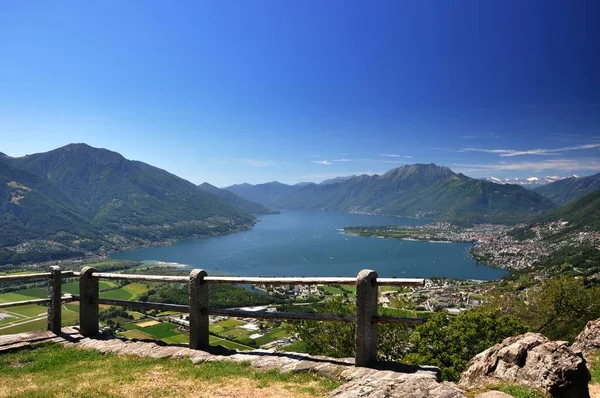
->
[83,272,424,287]
[0,298,51,308]
[90,273,188,283]
[0,271,74,282]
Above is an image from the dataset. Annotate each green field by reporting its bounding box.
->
[254,326,288,346]
[99,283,149,300]
[121,329,154,339]
[62,280,118,295]
[210,319,244,333]
[0,288,47,303]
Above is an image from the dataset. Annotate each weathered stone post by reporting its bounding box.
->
[189,269,209,349]
[47,266,62,333]
[79,267,99,336]
[355,269,378,367]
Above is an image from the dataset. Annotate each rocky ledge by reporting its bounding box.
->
[459,332,590,398]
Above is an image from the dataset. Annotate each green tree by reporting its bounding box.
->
[288,296,413,360]
[403,309,527,381]
[516,276,600,341]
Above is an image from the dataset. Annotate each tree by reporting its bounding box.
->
[484,276,600,342]
[403,309,527,381]
[288,296,413,361]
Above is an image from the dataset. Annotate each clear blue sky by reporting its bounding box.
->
[1,0,599,186]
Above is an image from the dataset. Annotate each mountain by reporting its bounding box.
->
[227,164,557,224]
[319,176,357,185]
[533,173,600,205]
[1,144,257,264]
[483,176,570,189]
[0,160,110,264]
[545,190,600,232]
[197,182,278,215]
[225,181,304,207]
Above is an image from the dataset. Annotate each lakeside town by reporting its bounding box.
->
[343,221,600,271]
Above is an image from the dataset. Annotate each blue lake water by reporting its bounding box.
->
[113,210,507,280]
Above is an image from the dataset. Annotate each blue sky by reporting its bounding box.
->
[1,1,599,186]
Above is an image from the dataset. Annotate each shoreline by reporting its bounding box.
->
[340,226,509,271]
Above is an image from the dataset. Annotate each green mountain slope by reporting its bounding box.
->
[3,144,255,241]
[0,160,111,263]
[227,164,556,224]
[534,173,600,205]
[225,181,304,207]
[546,190,600,231]
[197,182,278,214]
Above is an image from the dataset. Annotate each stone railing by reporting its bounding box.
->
[0,267,424,367]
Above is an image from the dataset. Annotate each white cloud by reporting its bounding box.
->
[451,158,600,174]
[312,158,412,165]
[460,143,600,157]
[380,153,414,158]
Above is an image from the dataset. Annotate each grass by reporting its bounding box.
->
[100,288,135,300]
[0,343,339,397]
[281,340,308,353]
[121,329,155,340]
[61,280,118,295]
[588,350,600,384]
[254,327,288,346]
[210,319,244,333]
[0,289,47,303]
[465,384,546,398]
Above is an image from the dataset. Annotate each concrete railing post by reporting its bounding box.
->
[80,267,99,336]
[355,269,378,367]
[189,269,209,349]
[48,266,62,333]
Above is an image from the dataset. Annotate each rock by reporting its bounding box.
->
[459,332,590,398]
[330,374,467,398]
[573,319,600,353]
[474,392,513,398]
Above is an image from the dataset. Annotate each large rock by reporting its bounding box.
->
[573,319,600,353]
[459,333,590,398]
[330,374,466,398]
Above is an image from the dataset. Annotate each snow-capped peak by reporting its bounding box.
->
[483,175,572,188]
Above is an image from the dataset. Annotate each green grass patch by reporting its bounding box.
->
[0,289,47,303]
[280,339,308,353]
[588,351,600,384]
[162,333,190,345]
[137,322,180,339]
[254,327,289,346]
[210,319,244,333]
[209,335,254,351]
[122,283,149,296]
[120,329,155,340]
[0,318,47,335]
[0,343,340,396]
[100,287,134,300]
[61,280,117,295]
[2,304,46,317]
[492,385,546,398]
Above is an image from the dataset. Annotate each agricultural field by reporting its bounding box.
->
[100,283,150,300]
[0,280,149,336]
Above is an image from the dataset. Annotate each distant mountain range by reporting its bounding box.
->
[533,173,600,206]
[2,144,597,266]
[197,182,278,215]
[482,176,572,188]
[226,164,557,224]
[0,144,270,264]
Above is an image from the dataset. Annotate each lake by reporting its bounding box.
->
[113,210,507,280]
